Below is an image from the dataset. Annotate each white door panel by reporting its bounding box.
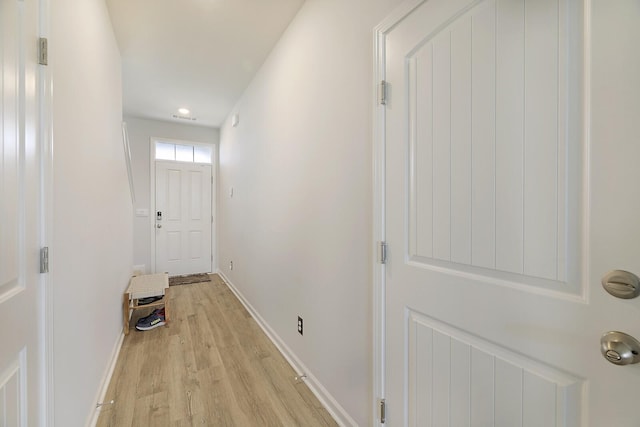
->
[155,161,212,276]
[380,0,640,425]
[0,0,43,424]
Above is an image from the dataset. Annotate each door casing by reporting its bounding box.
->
[149,138,217,274]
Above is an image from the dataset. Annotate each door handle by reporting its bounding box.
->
[601,331,640,365]
[156,224,162,229]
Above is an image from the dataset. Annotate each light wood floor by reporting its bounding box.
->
[97,274,338,427]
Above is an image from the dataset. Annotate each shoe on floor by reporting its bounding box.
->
[136,307,160,321]
[135,308,165,331]
[136,308,159,324]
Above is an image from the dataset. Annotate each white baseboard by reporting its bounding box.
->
[216,270,358,427]
[86,331,124,427]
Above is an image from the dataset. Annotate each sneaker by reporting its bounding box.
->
[137,296,163,305]
[135,308,165,331]
[136,308,160,324]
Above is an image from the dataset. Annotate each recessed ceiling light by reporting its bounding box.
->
[178,108,190,115]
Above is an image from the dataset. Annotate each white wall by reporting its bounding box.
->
[218,0,402,424]
[124,116,219,271]
[51,1,133,426]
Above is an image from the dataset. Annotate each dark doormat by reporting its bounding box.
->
[169,273,212,286]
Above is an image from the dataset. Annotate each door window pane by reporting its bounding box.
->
[155,142,175,160]
[194,145,213,163]
[175,144,193,162]
[155,141,212,164]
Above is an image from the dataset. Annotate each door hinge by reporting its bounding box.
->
[378,398,386,424]
[378,80,387,105]
[211,215,214,223]
[38,37,48,66]
[377,241,387,264]
[40,247,49,273]
[211,176,213,184]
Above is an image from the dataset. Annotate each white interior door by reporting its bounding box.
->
[0,0,44,424]
[380,0,640,425]
[155,161,212,276]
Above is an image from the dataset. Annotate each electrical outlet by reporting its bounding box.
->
[297,316,303,336]
[229,260,233,270]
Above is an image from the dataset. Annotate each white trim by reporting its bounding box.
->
[86,332,125,427]
[149,140,155,272]
[38,0,54,424]
[375,0,425,34]
[149,137,217,274]
[371,24,386,427]
[581,0,592,309]
[211,145,218,272]
[122,122,135,204]
[217,271,358,427]
[372,2,427,424]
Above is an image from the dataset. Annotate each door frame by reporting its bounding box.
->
[372,3,426,423]
[39,0,54,423]
[148,137,217,274]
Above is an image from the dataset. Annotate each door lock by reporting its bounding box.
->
[600,331,640,365]
[601,270,640,299]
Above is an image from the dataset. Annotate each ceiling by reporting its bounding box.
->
[106,0,305,128]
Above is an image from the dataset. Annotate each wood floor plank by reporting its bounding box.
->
[96,324,146,427]
[200,365,252,426]
[166,334,192,423]
[97,274,338,427]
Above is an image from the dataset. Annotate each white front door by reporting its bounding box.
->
[0,0,44,424]
[155,161,212,276]
[380,0,640,425]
